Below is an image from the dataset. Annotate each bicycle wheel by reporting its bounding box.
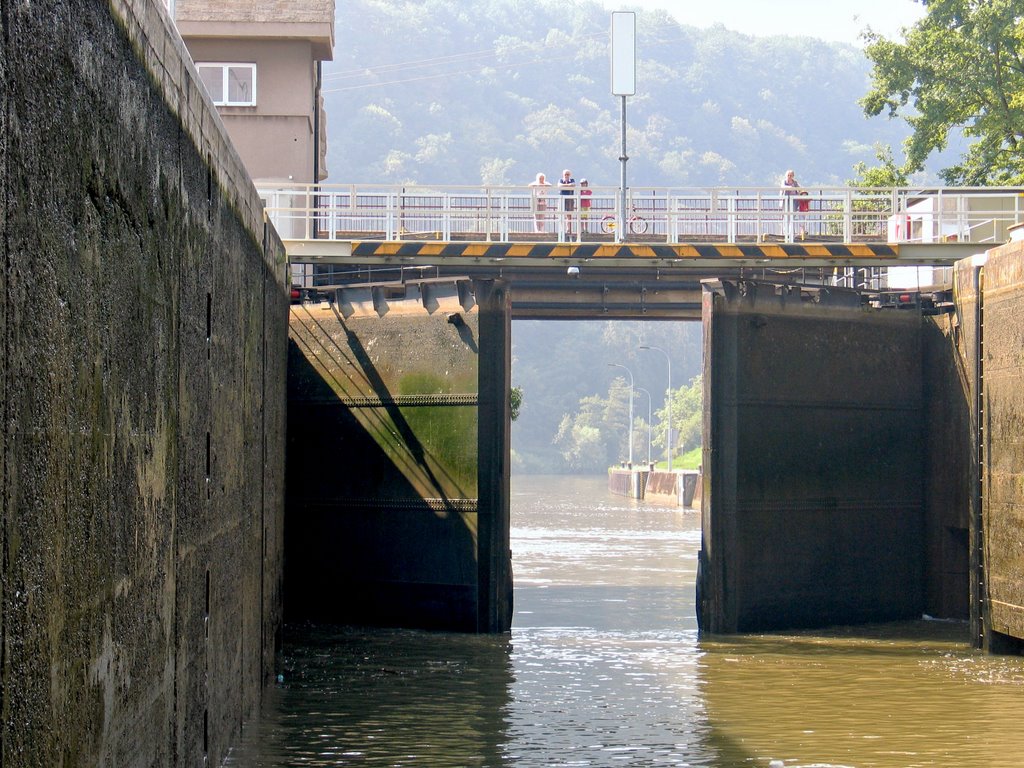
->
[629,216,649,235]
[600,215,616,235]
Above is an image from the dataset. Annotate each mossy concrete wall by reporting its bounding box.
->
[286,283,512,633]
[1,0,289,764]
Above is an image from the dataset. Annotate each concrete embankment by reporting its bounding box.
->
[1,1,288,764]
[608,468,700,507]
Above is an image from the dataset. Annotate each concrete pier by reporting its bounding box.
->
[698,282,927,633]
[286,282,513,632]
[608,468,699,507]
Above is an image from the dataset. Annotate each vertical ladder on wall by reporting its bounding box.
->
[973,265,986,648]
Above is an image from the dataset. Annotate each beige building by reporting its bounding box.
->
[173,0,334,185]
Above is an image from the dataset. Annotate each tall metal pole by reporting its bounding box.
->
[608,363,634,466]
[640,345,672,470]
[611,11,634,245]
[636,387,652,464]
[619,95,627,243]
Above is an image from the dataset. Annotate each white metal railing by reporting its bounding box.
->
[257,183,1024,246]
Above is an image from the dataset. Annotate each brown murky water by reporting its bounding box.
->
[226,475,1024,767]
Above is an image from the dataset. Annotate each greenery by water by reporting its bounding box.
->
[511,320,703,474]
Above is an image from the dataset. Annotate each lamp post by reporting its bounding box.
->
[639,345,672,470]
[607,363,634,466]
[635,386,652,465]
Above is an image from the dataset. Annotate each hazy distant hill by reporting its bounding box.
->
[322,0,925,471]
[323,0,917,188]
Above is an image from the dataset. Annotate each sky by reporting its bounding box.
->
[600,0,926,46]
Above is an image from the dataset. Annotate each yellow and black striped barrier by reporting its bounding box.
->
[349,240,900,261]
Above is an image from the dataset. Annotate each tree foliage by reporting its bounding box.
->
[848,143,912,187]
[550,371,705,473]
[651,375,703,462]
[510,385,523,421]
[861,0,1024,185]
[553,389,623,472]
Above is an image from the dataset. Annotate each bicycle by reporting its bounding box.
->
[600,210,649,235]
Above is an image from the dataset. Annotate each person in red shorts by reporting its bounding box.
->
[579,178,592,232]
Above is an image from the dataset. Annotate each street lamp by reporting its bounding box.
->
[635,386,652,465]
[607,362,634,466]
[639,345,672,470]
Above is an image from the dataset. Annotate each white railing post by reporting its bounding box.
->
[957,191,966,241]
[349,184,357,239]
[668,195,677,243]
[709,189,717,241]
[891,188,899,243]
[500,193,509,241]
[326,189,335,240]
[307,187,316,240]
[485,187,493,242]
[727,194,737,243]
[443,193,451,240]
[843,189,853,242]
[575,187,581,243]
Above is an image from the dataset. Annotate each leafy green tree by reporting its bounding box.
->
[651,375,703,465]
[848,143,911,187]
[553,388,621,472]
[861,0,1024,185]
[510,386,523,421]
[552,376,648,471]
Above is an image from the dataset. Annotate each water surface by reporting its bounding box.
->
[227,475,1024,767]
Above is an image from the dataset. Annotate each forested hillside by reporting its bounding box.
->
[323,0,928,472]
[324,0,917,188]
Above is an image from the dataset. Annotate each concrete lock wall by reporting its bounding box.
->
[1,1,289,765]
[921,310,972,621]
[286,282,512,632]
[699,282,929,633]
[956,243,1024,651]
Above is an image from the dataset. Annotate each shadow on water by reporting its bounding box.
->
[228,624,515,767]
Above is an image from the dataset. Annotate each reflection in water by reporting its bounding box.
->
[700,625,1024,767]
[227,475,1024,767]
[246,627,514,767]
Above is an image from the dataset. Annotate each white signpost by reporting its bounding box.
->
[611,12,635,243]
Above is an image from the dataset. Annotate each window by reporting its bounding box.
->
[196,63,257,107]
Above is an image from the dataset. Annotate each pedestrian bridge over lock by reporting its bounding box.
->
[280,181,1020,642]
[263,182,1010,318]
